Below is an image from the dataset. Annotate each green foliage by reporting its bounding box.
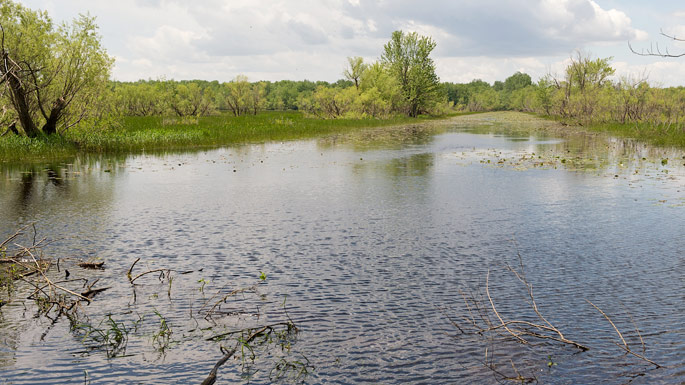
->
[198,278,208,293]
[111,80,167,116]
[443,79,491,109]
[444,54,685,147]
[504,72,532,92]
[343,56,368,90]
[75,315,129,358]
[167,81,215,117]
[151,310,173,352]
[381,30,444,117]
[0,0,113,137]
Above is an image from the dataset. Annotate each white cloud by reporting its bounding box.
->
[16,0,662,84]
[612,60,685,87]
[537,0,646,42]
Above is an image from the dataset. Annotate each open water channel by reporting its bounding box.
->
[1,114,683,384]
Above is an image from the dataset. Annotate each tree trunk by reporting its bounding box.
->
[6,73,41,137]
[41,98,66,135]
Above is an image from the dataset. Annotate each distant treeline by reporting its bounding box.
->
[111,30,448,120]
[444,53,685,129]
[110,52,685,133]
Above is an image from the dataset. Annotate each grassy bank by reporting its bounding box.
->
[582,121,685,148]
[0,111,460,163]
[534,114,685,148]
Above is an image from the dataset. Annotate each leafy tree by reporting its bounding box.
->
[221,75,266,116]
[359,62,403,115]
[112,81,166,116]
[167,81,215,117]
[470,88,501,111]
[224,75,252,116]
[249,81,267,115]
[343,56,368,90]
[535,78,555,115]
[566,53,615,92]
[504,72,532,92]
[380,30,442,117]
[0,0,113,137]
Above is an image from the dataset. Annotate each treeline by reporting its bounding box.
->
[111,31,448,120]
[110,78,348,117]
[445,54,685,129]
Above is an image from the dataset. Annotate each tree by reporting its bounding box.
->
[224,75,252,116]
[359,62,403,116]
[167,81,215,117]
[249,81,267,115]
[504,72,532,92]
[222,75,266,116]
[0,0,113,137]
[343,56,368,91]
[566,53,614,92]
[380,30,442,117]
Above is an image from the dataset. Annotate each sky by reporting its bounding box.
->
[16,0,685,86]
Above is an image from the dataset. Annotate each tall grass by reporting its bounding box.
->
[0,111,456,163]
[585,121,685,148]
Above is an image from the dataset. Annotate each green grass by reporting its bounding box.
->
[531,113,685,148]
[0,111,459,163]
[584,121,685,148]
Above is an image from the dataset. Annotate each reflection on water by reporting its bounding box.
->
[0,120,683,384]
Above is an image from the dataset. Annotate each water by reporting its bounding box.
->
[1,118,684,384]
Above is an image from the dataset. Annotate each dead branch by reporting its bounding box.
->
[129,268,170,284]
[201,285,258,318]
[459,266,589,351]
[486,269,527,344]
[126,257,140,281]
[17,244,91,302]
[125,258,171,284]
[629,29,685,58]
[585,299,661,368]
[201,323,293,385]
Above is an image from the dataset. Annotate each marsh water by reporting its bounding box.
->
[1,115,684,384]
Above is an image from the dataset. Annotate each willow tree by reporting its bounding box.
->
[0,0,113,137]
[380,30,442,117]
[343,56,368,91]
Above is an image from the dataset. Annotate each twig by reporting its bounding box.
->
[585,299,661,368]
[18,244,90,302]
[486,269,527,344]
[201,324,276,385]
[585,299,628,349]
[129,269,169,284]
[126,258,140,281]
[203,285,257,317]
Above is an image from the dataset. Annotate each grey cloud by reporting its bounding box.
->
[340,0,642,57]
[288,20,329,45]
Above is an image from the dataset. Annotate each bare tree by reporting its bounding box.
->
[630,29,685,58]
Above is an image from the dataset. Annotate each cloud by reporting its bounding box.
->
[19,0,652,82]
[612,60,685,87]
[340,0,646,57]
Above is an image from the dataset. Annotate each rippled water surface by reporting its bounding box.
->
[1,118,684,384]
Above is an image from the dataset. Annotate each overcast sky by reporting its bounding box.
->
[17,0,685,86]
